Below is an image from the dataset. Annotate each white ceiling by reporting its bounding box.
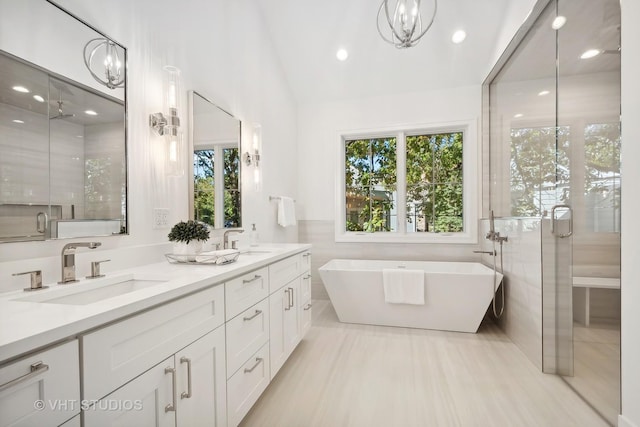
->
[254,0,525,104]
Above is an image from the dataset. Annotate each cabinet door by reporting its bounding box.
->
[0,340,79,427]
[269,286,287,379]
[299,271,312,337]
[269,278,300,379]
[83,358,176,427]
[284,277,301,353]
[175,327,226,427]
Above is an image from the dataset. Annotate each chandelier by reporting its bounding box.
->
[377,0,438,49]
[83,38,125,89]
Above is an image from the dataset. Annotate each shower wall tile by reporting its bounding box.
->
[480,218,543,370]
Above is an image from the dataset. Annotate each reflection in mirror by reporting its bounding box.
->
[0,51,126,242]
[189,91,241,228]
[0,0,127,243]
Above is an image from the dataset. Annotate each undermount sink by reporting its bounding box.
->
[15,274,167,305]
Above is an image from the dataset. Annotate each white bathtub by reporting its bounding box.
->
[318,259,502,333]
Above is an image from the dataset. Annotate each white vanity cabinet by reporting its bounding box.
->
[81,284,226,426]
[0,340,80,427]
[225,269,271,427]
[268,251,311,380]
[269,276,301,379]
[84,326,226,427]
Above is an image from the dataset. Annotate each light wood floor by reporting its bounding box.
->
[563,321,620,426]
[240,300,609,427]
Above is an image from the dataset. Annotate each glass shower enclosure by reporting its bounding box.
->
[484,0,621,424]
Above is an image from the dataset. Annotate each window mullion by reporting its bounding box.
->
[396,131,407,234]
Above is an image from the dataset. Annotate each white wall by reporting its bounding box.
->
[620,0,640,425]
[296,86,483,299]
[297,85,481,221]
[0,0,298,290]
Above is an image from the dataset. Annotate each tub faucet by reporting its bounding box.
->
[473,250,496,256]
[223,228,244,249]
[59,241,101,284]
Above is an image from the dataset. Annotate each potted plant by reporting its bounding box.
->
[168,220,210,259]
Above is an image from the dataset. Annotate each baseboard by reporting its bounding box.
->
[619,414,639,427]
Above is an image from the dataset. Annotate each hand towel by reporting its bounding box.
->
[195,249,239,264]
[382,268,425,305]
[277,196,297,227]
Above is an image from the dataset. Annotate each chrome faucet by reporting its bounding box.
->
[59,242,101,284]
[223,228,244,249]
[473,250,496,256]
[485,210,508,243]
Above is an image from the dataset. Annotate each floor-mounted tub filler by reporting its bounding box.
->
[318,259,503,333]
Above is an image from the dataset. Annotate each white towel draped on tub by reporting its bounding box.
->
[382,269,425,305]
[277,196,297,227]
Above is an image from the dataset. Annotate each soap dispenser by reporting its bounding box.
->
[250,223,259,247]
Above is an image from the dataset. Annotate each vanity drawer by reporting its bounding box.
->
[0,340,79,427]
[227,343,270,427]
[225,266,269,320]
[82,284,224,402]
[269,254,303,293]
[226,299,270,377]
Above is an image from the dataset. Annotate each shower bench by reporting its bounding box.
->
[572,276,620,326]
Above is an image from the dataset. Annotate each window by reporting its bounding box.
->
[338,121,477,243]
[193,145,241,228]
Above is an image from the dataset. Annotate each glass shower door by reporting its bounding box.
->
[556,0,621,423]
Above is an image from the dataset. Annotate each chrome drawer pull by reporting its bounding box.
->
[180,357,192,399]
[304,303,313,311]
[303,274,311,279]
[244,357,263,374]
[164,366,177,412]
[243,309,263,321]
[284,288,291,311]
[302,253,311,258]
[242,275,262,284]
[0,361,49,393]
[288,287,294,309]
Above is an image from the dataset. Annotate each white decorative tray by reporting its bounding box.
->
[165,250,240,265]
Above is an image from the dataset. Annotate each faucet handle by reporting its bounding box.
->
[13,270,48,292]
[87,259,110,279]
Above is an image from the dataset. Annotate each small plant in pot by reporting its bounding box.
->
[168,220,210,259]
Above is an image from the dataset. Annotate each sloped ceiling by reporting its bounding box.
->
[254,0,530,104]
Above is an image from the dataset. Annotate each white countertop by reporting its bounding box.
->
[0,243,311,364]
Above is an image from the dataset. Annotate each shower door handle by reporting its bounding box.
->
[550,204,573,238]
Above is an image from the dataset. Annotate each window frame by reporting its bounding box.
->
[335,120,479,244]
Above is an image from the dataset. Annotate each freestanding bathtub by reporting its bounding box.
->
[318,259,502,333]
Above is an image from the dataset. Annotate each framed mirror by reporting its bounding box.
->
[188,91,241,228]
[0,0,127,242]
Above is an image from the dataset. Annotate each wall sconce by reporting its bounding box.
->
[149,66,184,176]
[83,38,125,89]
[244,124,262,191]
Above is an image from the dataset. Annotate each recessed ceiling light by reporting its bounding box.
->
[33,95,45,103]
[12,86,30,93]
[336,48,349,61]
[538,90,550,96]
[12,119,25,124]
[451,30,467,44]
[514,113,524,118]
[551,16,567,30]
[85,110,98,116]
[581,49,601,59]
